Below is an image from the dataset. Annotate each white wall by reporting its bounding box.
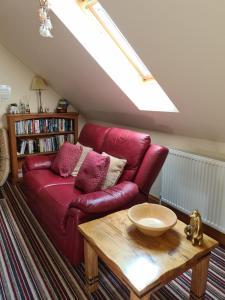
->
[90,120,225,197]
[0,43,59,127]
[0,43,86,130]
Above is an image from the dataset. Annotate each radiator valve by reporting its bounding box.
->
[184,210,203,246]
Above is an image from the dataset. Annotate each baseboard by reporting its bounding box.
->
[148,194,225,247]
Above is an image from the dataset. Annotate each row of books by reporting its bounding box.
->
[15,118,74,135]
[17,134,75,155]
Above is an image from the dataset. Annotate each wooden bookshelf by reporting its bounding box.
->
[7,112,79,183]
[17,151,58,159]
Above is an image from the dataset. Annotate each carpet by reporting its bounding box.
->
[0,181,224,300]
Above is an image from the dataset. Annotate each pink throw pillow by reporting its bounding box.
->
[51,142,82,177]
[75,151,110,193]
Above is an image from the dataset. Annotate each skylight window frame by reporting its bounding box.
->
[51,0,178,112]
[83,0,154,81]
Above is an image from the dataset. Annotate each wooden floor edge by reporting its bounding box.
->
[148,194,225,247]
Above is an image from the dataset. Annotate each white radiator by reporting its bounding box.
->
[161,149,225,233]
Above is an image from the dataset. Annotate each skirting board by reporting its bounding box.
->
[149,194,225,247]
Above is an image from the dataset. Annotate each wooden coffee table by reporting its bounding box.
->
[79,209,218,300]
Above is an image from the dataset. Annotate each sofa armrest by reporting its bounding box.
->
[25,154,56,171]
[70,182,139,214]
[134,144,168,196]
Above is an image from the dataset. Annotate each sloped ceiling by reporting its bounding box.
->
[0,0,224,141]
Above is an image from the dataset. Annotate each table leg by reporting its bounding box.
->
[84,240,99,293]
[130,291,151,300]
[190,254,210,299]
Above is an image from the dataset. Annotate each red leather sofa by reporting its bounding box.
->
[22,123,168,265]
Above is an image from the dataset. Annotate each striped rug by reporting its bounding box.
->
[0,182,225,300]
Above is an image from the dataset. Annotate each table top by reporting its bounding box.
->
[79,209,218,296]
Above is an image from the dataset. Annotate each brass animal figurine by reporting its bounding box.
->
[184,210,203,246]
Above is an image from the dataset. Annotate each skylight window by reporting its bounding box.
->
[87,2,153,81]
[51,0,178,112]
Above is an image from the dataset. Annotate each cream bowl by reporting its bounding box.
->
[128,203,177,237]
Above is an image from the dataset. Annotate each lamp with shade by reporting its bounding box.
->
[31,76,47,113]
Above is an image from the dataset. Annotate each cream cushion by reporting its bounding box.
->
[71,143,92,176]
[102,152,127,190]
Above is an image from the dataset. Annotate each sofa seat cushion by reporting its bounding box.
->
[101,128,151,182]
[38,183,83,234]
[23,169,75,194]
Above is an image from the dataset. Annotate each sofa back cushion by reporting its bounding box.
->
[78,123,110,153]
[75,151,110,193]
[101,128,150,182]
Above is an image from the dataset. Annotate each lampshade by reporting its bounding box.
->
[31,76,47,90]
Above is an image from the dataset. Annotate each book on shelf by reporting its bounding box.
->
[17,134,75,156]
[19,140,27,155]
[15,118,74,135]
